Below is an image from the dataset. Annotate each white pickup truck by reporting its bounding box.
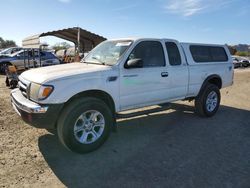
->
[11,38,233,153]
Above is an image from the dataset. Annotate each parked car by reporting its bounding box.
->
[56,47,85,63]
[0,47,23,56]
[232,55,250,68]
[0,50,60,73]
[232,57,241,68]
[240,58,250,67]
[11,38,233,154]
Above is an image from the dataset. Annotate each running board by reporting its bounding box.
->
[116,103,170,119]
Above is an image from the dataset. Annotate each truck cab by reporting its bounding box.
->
[118,39,189,110]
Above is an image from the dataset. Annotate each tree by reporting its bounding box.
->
[235,51,250,57]
[52,42,72,52]
[0,37,17,49]
[0,37,5,48]
[227,45,237,55]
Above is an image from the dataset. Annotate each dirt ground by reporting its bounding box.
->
[0,69,250,188]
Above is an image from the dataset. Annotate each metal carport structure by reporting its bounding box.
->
[22,27,107,53]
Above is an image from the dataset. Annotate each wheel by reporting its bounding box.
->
[10,79,18,89]
[5,76,10,87]
[0,62,11,74]
[195,84,221,117]
[57,97,113,153]
[0,65,4,74]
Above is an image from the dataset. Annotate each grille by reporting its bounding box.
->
[18,79,29,98]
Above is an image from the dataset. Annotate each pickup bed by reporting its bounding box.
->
[11,38,233,153]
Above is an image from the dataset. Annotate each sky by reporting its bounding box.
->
[0,0,249,46]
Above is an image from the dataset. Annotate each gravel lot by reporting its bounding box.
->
[0,69,250,188]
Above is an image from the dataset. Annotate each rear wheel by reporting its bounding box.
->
[243,63,249,67]
[57,97,113,153]
[195,84,221,117]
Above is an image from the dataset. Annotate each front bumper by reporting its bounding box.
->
[11,88,64,129]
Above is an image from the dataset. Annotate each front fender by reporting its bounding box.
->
[40,76,119,111]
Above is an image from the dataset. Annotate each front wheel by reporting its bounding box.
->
[57,97,114,153]
[0,62,11,74]
[195,84,221,117]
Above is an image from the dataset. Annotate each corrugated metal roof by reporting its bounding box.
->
[22,27,107,51]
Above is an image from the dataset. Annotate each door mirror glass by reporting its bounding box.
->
[125,58,143,69]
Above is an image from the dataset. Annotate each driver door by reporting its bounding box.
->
[119,40,171,110]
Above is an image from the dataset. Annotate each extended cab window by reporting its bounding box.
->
[128,41,165,67]
[165,42,181,66]
[190,45,228,63]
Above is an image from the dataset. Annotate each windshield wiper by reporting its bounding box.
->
[91,57,106,65]
[82,57,112,66]
[82,60,107,66]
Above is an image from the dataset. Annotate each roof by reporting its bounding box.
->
[22,27,107,51]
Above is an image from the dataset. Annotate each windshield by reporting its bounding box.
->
[0,48,21,55]
[83,40,132,66]
[0,48,12,55]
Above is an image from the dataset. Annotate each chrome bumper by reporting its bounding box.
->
[11,88,48,114]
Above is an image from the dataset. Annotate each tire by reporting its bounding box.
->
[10,79,18,89]
[195,84,221,117]
[57,97,113,154]
[0,62,11,74]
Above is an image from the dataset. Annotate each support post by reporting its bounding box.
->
[24,49,26,69]
[27,49,30,69]
[39,48,41,67]
[77,27,80,55]
[32,49,35,68]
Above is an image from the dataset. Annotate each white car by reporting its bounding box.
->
[11,38,233,153]
[232,55,250,68]
[232,56,241,68]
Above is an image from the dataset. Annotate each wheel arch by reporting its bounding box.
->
[1,61,14,65]
[198,74,222,96]
[55,89,117,130]
[0,62,14,73]
[65,89,116,117]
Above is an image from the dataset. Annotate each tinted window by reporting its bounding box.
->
[210,47,228,61]
[190,45,228,63]
[40,52,46,57]
[18,51,31,58]
[128,41,165,67]
[165,42,181,65]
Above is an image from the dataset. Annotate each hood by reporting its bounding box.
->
[20,63,111,84]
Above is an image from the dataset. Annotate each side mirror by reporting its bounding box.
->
[125,58,143,69]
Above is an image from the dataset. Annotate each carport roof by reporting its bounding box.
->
[22,27,107,50]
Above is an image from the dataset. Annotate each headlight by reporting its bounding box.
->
[29,83,54,101]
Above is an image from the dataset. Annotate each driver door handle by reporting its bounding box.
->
[161,72,168,77]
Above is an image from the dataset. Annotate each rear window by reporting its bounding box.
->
[190,45,228,63]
